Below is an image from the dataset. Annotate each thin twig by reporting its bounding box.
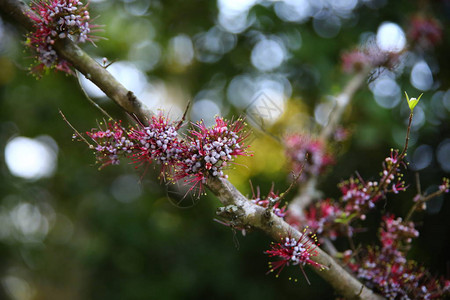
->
[59,109,93,148]
[405,188,446,222]
[276,168,304,204]
[288,67,371,218]
[76,72,114,120]
[415,172,422,196]
[176,100,191,130]
[373,113,413,197]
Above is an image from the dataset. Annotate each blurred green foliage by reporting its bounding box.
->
[1,0,449,299]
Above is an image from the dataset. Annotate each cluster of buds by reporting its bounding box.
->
[299,178,382,240]
[338,149,407,218]
[81,114,250,195]
[86,121,134,167]
[26,0,98,75]
[265,228,325,283]
[341,40,400,74]
[380,149,407,194]
[339,178,381,215]
[299,149,409,241]
[408,15,443,50]
[175,117,250,192]
[351,247,449,299]
[127,115,186,176]
[379,214,419,251]
[302,199,345,240]
[439,177,450,193]
[347,215,449,299]
[284,134,334,180]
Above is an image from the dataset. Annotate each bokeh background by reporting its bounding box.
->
[1,0,449,299]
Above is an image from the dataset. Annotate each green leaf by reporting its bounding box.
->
[405,91,423,112]
[334,213,357,224]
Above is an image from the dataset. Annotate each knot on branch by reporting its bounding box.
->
[216,204,249,230]
[127,91,139,108]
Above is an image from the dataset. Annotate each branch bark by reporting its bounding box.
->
[0,1,384,299]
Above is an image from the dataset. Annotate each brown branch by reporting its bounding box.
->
[405,187,447,222]
[0,1,384,298]
[0,0,35,30]
[207,177,383,300]
[0,0,152,122]
[55,38,152,122]
[320,68,370,142]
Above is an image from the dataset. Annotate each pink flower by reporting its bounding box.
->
[339,178,381,211]
[173,117,251,194]
[80,114,251,195]
[302,198,343,239]
[380,149,407,194]
[265,228,325,283]
[346,213,449,299]
[341,50,371,73]
[341,44,399,75]
[86,121,134,168]
[128,114,187,177]
[284,134,334,180]
[380,214,418,250]
[408,15,443,49]
[350,246,449,299]
[439,178,450,193]
[26,0,99,76]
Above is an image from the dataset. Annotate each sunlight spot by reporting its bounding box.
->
[376,22,406,53]
[5,136,58,180]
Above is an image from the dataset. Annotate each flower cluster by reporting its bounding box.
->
[298,178,383,240]
[249,186,286,218]
[86,121,134,168]
[26,0,97,75]
[380,149,407,194]
[302,198,344,239]
[294,178,381,239]
[295,144,449,296]
[341,41,400,74]
[338,149,407,217]
[265,228,325,283]
[82,114,250,194]
[339,178,381,214]
[128,114,186,176]
[352,247,449,300]
[341,50,371,73]
[380,214,418,251]
[408,15,443,50]
[347,215,449,299]
[175,117,250,193]
[439,177,450,193]
[298,149,408,240]
[284,134,334,180]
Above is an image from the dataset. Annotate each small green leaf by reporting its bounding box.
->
[335,213,357,224]
[405,91,423,112]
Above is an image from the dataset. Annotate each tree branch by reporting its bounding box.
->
[0,1,384,298]
[288,67,371,219]
[0,0,152,122]
[207,177,383,300]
